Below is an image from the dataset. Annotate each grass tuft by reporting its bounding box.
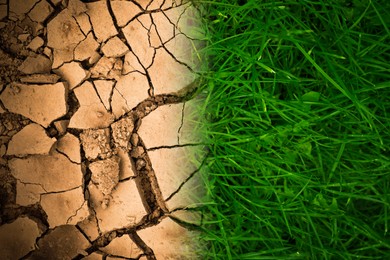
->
[192,0,390,258]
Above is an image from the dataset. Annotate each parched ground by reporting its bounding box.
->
[0,0,207,259]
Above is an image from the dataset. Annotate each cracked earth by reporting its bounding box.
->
[0,0,206,259]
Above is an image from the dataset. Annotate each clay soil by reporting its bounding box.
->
[0,0,206,259]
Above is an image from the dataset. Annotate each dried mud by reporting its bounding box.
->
[0,0,206,259]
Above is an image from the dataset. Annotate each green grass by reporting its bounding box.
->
[191,0,390,259]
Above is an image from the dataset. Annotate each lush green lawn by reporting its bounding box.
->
[193,0,390,259]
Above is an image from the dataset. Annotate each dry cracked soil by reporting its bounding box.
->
[0,0,207,259]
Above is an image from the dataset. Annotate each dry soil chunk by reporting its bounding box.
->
[90,56,116,79]
[137,217,199,259]
[28,0,53,23]
[108,58,123,80]
[16,180,46,206]
[176,3,203,39]
[0,217,42,259]
[89,180,146,232]
[116,148,136,180]
[122,18,154,68]
[27,225,91,260]
[0,83,68,128]
[27,36,44,51]
[111,1,142,27]
[0,144,6,156]
[77,213,100,241]
[111,72,149,119]
[54,120,69,135]
[9,152,83,192]
[18,54,52,74]
[94,80,114,111]
[41,187,89,228]
[111,116,134,150]
[18,33,30,43]
[148,48,194,95]
[151,11,175,44]
[20,74,60,84]
[74,12,91,34]
[89,156,120,196]
[56,133,81,163]
[86,1,118,42]
[67,0,87,16]
[6,123,56,156]
[69,81,114,129]
[166,164,207,210]
[101,36,129,58]
[100,235,142,259]
[148,146,204,200]
[165,31,201,71]
[123,51,144,74]
[52,47,74,69]
[80,128,111,160]
[9,0,38,21]
[47,9,85,49]
[54,61,88,90]
[74,32,100,62]
[138,103,183,148]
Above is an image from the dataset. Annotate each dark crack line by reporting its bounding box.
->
[91,206,103,236]
[66,200,87,224]
[145,0,158,11]
[112,86,131,112]
[136,16,151,31]
[177,102,185,144]
[168,206,205,227]
[72,15,87,37]
[163,43,195,73]
[147,23,160,48]
[55,148,81,165]
[20,223,50,260]
[159,9,178,42]
[169,214,201,230]
[146,142,205,151]
[39,185,82,196]
[76,221,93,244]
[131,134,168,213]
[165,151,208,202]
[107,80,115,112]
[84,200,167,254]
[72,32,93,62]
[129,232,156,260]
[149,13,173,49]
[25,0,43,21]
[103,78,201,133]
[14,178,48,193]
[129,0,145,11]
[91,80,112,112]
[118,176,136,183]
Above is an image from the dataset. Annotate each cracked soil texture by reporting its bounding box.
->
[0,0,206,259]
